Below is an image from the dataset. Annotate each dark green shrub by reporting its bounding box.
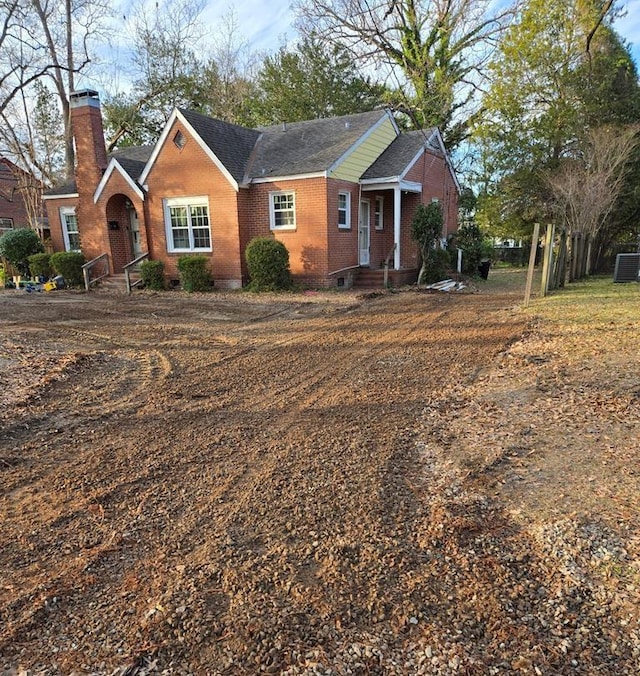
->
[177,255,212,292]
[411,203,445,284]
[421,248,451,284]
[140,259,166,290]
[451,223,491,275]
[28,252,52,279]
[245,237,292,291]
[0,228,44,275]
[50,251,86,287]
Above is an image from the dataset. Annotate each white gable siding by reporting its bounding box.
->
[329,117,398,182]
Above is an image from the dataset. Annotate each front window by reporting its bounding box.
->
[270,192,296,230]
[164,197,212,252]
[374,197,383,230]
[338,191,351,229]
[60,207,80,251]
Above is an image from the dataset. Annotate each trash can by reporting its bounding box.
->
[478,260,491,280]
[53,275,66,289]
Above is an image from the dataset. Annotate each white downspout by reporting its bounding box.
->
[394,186,401,270]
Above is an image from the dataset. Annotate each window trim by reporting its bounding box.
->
[338,191,351,230]
[60,207,81,252]
[374,196,384,230]
[163,196,212,253]
[0,217,13,231]
[269,191,296,231]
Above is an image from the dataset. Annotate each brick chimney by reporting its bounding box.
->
[70,89,108,192]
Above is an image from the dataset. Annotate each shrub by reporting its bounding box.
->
[0,228,44,275]
[139,259,166,291]
[245,237,292,291]
[50,251,86,287]
[177,255,212,292]
[421,248,451,284]
[451,223,491,276]
[28,252,52,279]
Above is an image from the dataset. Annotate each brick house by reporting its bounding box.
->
[44,89,459,289]
[0,158,47,240]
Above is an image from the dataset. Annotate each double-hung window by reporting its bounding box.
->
[164,196,212,252]
[60,207,80,251]
[0,217,13,234]
[270,192,296,230]
[338,191,351,229]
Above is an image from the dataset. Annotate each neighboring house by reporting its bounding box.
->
[44,89,460,288]
[0,158,47,240]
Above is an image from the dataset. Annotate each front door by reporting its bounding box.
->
[129,207,142,259]
[359,199,370,266]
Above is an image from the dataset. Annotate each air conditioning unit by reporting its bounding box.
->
[613,253,640,283]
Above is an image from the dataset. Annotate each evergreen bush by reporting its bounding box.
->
[28,252,52,279]
[0,228,44,275]
[245,237,292,291]
[50,251,86,287]
[177,255,213,292]
[139,260,166,290]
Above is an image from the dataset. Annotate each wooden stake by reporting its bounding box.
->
[540,223,555,298]
[523,222,540,307]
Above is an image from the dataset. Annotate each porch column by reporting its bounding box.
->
[394,186,401,270]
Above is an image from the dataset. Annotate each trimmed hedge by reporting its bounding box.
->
[28,252,52,279]
[245,237,292,291]
[50,251,86,287]
[139,260,166,291]
[177,255,212,292]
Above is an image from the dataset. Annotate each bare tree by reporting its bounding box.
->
[547,124,639,269]
[293,0,515,146]
[0,0,110,181]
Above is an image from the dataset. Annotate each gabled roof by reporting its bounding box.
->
[179,109,261,184]
[249,109,392,179]
[110,145,154,181]
[362,128,460,193]
[362,130,436,180]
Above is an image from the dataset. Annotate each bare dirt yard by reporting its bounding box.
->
[1,272,639,675]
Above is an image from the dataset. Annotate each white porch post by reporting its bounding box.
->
[393,186,401,270]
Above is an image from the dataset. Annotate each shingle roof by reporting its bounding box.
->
[110,145,154,182]
[362,130,438,180]
[44,181,77,196]
[178,109,261,184]
[249,109,390,179]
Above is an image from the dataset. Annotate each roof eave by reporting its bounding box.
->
[93,159,146,203]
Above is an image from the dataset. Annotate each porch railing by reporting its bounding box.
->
[82,253,110,291]
[123,252,149,294]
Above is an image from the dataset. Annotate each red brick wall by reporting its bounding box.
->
[143,119,243,288]
[367,192,396,268]
[44,197,77,252]
[243,178,330,286]
[326,179,358,278]
[0,162,31,228]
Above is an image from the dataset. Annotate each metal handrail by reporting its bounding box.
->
[82,253,109,291]
[123,252,149,294]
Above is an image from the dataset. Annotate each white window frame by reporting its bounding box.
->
[374,196,384,230]
[338,191,351,229]
[164,196,212,253]
[60,207,81,251]
[269,191,296,231]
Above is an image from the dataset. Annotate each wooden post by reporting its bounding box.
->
[540,223,555,298]
[523,222,540,307]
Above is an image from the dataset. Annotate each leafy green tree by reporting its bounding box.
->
[475,0,640,245]
[253,35,386,124]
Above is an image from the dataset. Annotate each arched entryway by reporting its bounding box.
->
[104,194,144,272]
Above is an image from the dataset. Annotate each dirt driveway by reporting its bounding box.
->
[1,280,638,674]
